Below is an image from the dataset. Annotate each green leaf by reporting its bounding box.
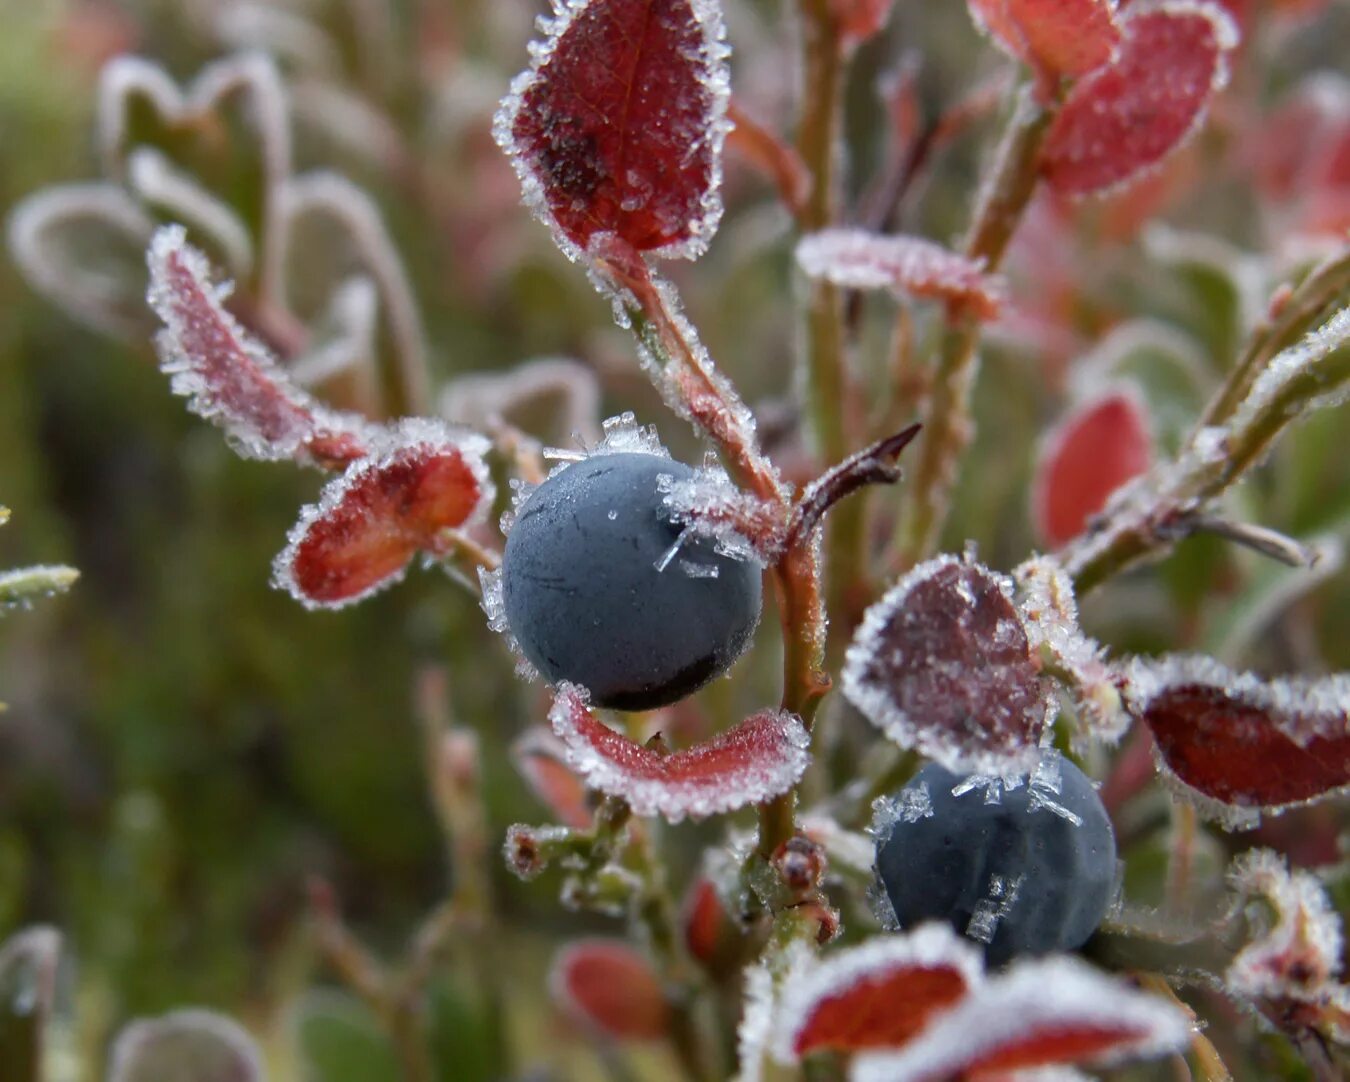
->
[291,991,401,1082]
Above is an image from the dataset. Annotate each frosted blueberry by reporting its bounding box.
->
[874,756,1116,966]
[501,452,761,710]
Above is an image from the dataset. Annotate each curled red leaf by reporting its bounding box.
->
[494,0,730,260]
[772,925,982,1062]
[274,420,493,609]
[550,939,670,1042]
[843,555,1050,775]
[851,957,1190,1081]
[1042,2,1239,196]
[968,0,1121,82]
[511,727,593,829]
[796,229,1005,319]
[1032,387,1152,548]
[548,685,810,822]
[1128,656,1350,827]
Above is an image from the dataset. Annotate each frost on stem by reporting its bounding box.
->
[1042,2,1239,197]
[146,226,370,467]
[658,462,783,565]
[493,0,731,263]
[967,0,1122,84]
[108,1009,266,1082]
[850,956,1191,1081]
[1126,655,1350,828]
[842,555,1051,775]
[795,229,1006,320]
[547,684,810,822]
[771,925,981,1062]
[550,939,671,1042]
[273,420,494,609]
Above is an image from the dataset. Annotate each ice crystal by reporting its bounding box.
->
[965,874,1023,944]
[733,959,778,1082]
[1231,304,1350,426]
[658,465,782,565]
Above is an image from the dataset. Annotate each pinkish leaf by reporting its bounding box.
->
[274,421,493,609]
[1032,387,1152,548]
[682,877,734,967]
[968,0,1121,82]
[1042,2,1239,196]
[550,939,670,1041]
[772,925,982,1062]
[147,226,370,468]
[830,0,897,50]
[548,685,810,822]
[1128,656,1350,826]
[494,0,730,260]
[796,229,1005,320]
[851,957,1190,1081]
[842,556,1050,775]
[511,727,593,829]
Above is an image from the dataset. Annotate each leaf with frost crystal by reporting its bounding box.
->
[967,0,1121,83]
[494,0,731,261]
[842,555,1050,775]
[147,226,371,467]
[548,684,810,822]
[273,420,493,609]
[795,230,1005,320]
[109,1009,266,1082]
[850,956,1190,1082]
[772,925,982,1062]
[1127,655,1350,825]
[511,727,593,829]
[550,939,670,1041]
[1042,2,1239,196]
[0,565,79,613]
[1032,386,1151,548]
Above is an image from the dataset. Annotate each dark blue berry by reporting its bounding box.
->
[874,756,1117,966]
[501,453,762,710]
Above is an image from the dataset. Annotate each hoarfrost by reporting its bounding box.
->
[658,465,782,565]
[733,959,778,1082]
[127,148,254,277]
[1231,304,1350,426]
[966,874,1023,944]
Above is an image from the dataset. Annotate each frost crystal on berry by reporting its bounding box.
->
[843,555,1051,774]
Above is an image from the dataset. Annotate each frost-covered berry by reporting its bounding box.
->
[501,453,761,710]
[874,756,1117,966]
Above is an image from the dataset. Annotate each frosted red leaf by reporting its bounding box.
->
[830,0,897,49]
[1032,387,1152,548]
[494,0,730,260]
[511,727,593,829]
[274,420,493,609]
[550,939,670,1041]
[842,555,1050,775]
[1042,2,1238,196]
[851,957,1190,1081]
[772,925,982,1062]
[147,226,369,468]
[796,229,1005,320]
[1128,656,1350,825]
[968,0,1121,82]
[548,684,810,822]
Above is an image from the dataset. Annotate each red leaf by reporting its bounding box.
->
[842,556,1050,775]
[511,727,593,829]
[682,877,734,967]
[550,939,670,1041]
[795,229,1005,320]
[1042,3,1238,196]
[830,0,897,50]
[1032,387,1151,548]
[772,926,982,1062]
[495,0,730,259]
[1128,657,1350,825]
[851,957,1190,1081]
[274,421,492,608]
[968,0,1121,82]
[548,685,810,821]
[147,225,369,468]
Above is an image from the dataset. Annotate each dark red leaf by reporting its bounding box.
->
[968,0,1121,82]
[548,685,810,821]
[550,939,670,1042]
[682,878,734,967]
[511,727,593,829]
[495,0,729,259]
[1042,3,1238,196]
[851,957,1190,1081]
[275,421,492,608]
[1129,658,1350,824]
[842,556,1050,775]
[1033,387,1151,548]
[147,225,369,468]
[773,926,982,1062]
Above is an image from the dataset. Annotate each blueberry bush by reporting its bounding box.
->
[2,0,1350,1079]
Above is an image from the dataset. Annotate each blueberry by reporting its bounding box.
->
[501,452,762,710]
[874,756,1117,966]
